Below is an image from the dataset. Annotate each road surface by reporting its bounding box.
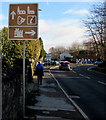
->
[50,65,106,120]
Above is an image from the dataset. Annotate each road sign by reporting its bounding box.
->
[9,4,38,40]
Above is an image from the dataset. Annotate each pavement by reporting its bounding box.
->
[25,68,85,120]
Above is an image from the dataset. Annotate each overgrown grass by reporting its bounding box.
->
[93,61,106,74]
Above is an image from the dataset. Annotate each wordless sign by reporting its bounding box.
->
[9,4,38,40]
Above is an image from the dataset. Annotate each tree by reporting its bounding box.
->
[1,27,46,69]
[1,27,19,68]
[39,37,46,60]
[67,42,83,58]
[83,1,106,61]
[49,46,66,60]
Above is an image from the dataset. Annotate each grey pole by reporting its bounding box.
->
[23,40,26,117]
[0,37,2,120]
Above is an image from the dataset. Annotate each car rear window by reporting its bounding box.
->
[61,62,69,66]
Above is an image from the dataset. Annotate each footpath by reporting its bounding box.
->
[25,69,85,120]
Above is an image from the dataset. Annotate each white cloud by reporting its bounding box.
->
[75,9,90,15]
[39,19,87,53]
[0,25,8,29]
[63,9,90,15]
[0,14,8,29]
[0,14,8,20]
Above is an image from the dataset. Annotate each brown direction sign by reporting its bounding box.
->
[8,4,38,40]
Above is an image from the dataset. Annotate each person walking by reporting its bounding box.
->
[35,61,44,86]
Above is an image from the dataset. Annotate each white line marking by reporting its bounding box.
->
[87,67,93,71]
[79,74,91,79]
[98,81,106,86]
[49,71,90,120]
[72,71,76,73]
[69,96,80,99]
[87,66,106,75]
[42,111,50,114]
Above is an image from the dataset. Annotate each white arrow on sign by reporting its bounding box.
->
[10,11,16,20]
[25,30,36,36]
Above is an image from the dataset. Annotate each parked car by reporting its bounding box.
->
[43,61,56,66]
[83,61,92,64]
[59,61,71,70]
[93,61,103,65]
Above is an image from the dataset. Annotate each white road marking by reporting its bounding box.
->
[69,95,80,99]
[49,71,90,120]
[87,66,106,75]
[98,81,106,86]
[72,70,91,79]
[42,111,50,114]
[72,71,76,73]
[79,74,91,79]
[87,67,93,71]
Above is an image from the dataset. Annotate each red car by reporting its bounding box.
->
[59,61,71,70]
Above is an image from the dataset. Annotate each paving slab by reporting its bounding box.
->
[25,71,84,120]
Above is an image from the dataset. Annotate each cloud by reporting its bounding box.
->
[39,19,87,53]
[0,14,8,20]
[0,25,8,29]
[63,9,90,15]
[0,14,8,30]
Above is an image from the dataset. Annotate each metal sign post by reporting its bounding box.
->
[23,40,26,117]
[8,4,38,118]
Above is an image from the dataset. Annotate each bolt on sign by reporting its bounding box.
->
[8,4,38,40]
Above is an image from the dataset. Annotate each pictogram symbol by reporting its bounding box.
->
[27,6,35,14]
[14,28,23,37]
[25,30,36,36]
[17,16,26,25]
[27,15,37,25]
[10,11,16,20]
[17,6,26,14]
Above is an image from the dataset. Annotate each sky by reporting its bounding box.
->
[0,0,104,53]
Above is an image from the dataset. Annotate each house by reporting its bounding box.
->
[44,53,52,61]
[60,53,73,60]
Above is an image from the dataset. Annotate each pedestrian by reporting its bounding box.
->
[35,61,44,86]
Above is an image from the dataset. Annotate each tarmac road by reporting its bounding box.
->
[50,65,106,120]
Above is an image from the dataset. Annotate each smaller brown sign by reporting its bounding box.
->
[9,27,38,40]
